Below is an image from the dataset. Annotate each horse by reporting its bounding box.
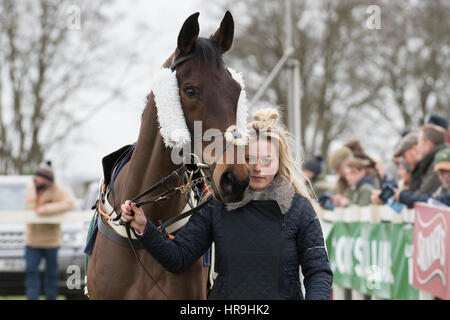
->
[86,11,250,299]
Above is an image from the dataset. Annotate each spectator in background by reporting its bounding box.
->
[302,155,330,198]
[25,161,76,300]
[396,158,412,190]
[393,132,422,191]
[345,140,380,187]
[328,146,353,207]
[338,158,375,207]
[428,114,450,145]
[372,127,446,206]
[393,148,450,207]
[344,140,365,157]
[415,123,447,194]
[372,155,397,188]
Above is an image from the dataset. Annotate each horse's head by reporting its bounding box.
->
[155,11,249,203]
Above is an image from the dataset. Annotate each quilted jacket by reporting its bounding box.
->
[136,175,333,300]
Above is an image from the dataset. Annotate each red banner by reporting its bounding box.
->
[413,203,450,299]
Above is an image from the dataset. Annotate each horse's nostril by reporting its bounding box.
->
[220,171,235,194]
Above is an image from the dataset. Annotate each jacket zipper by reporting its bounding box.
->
[281,215,286,230]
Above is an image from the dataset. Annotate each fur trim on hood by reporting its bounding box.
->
[225,175,296,214]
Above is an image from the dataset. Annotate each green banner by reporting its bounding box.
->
[325,222,418,299]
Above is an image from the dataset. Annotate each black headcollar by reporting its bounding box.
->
[169,53,196,71]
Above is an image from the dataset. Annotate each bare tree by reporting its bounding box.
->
[363,0,450,132]
[211,0,449,161]
[215,0,380,158]
[0,0,132,174]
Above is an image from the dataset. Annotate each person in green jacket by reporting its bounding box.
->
[341,158,376,207]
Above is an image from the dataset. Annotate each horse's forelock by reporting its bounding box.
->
[193,37,224,68]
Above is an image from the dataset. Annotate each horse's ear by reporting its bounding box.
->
[177,12,200,56]
[211,10,234,53]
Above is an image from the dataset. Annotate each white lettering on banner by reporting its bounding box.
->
[335,236,354,275]
[405,244,414,285]
[354,238,394,284]
[417,225,446,271]
[415,211,447,286]
[333,234,394,286]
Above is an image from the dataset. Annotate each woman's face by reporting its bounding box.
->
[246,139,279,191]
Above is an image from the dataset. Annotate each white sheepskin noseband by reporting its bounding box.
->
[151,67,248,149]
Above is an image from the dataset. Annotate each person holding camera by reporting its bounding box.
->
[392,148,450,208]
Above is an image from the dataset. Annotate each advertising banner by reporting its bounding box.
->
[413,203,450,300]
[326,221,418,299]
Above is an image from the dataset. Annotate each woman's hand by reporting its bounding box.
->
[120,200,147,234]
[332,194,348,207]
[370,189,384,205]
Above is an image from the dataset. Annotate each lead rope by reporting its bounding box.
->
[124,209,172,300]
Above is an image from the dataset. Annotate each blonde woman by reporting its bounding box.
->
[120,108,333,300]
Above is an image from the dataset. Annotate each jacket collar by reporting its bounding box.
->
[418,144,446,175]
[355,175,376,189]
[225,175,296,214]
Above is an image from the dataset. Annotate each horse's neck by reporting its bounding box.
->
[112,94,186,224]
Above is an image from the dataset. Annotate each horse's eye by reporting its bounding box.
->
[183,86,198,99]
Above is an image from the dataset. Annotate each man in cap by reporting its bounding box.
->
[393,148,450,207]
[392,132,422,191]
[415,124,447,194]
[25,160,76,300]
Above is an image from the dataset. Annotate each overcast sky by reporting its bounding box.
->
[54,0,228,187]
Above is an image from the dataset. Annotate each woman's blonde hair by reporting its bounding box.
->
[246,107,313,201]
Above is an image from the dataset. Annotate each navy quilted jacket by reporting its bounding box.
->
[136,177,333,300]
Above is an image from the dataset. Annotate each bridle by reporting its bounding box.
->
[104,53,246,299]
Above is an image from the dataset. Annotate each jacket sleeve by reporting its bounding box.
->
[357,184,374,206]
[136,207,213,274]
[399,190,431,208]
[296,197,333,300]
[41,185,76,215]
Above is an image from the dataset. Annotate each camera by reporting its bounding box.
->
[318,192,334,211]
[378,184,395,203]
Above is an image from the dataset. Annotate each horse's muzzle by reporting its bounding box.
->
[219,169,249,203]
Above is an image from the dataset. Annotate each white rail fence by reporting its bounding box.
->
[0,210,93,224]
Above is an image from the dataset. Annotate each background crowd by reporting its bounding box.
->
[303,114,450,211]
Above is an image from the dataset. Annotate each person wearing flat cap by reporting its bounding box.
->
[393,148,450,208]
[392,132,422,192]
[25,160,76,300]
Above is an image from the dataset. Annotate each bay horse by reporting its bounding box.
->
[87,11,250,299]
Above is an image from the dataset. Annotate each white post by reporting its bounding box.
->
[283,0,302,149]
